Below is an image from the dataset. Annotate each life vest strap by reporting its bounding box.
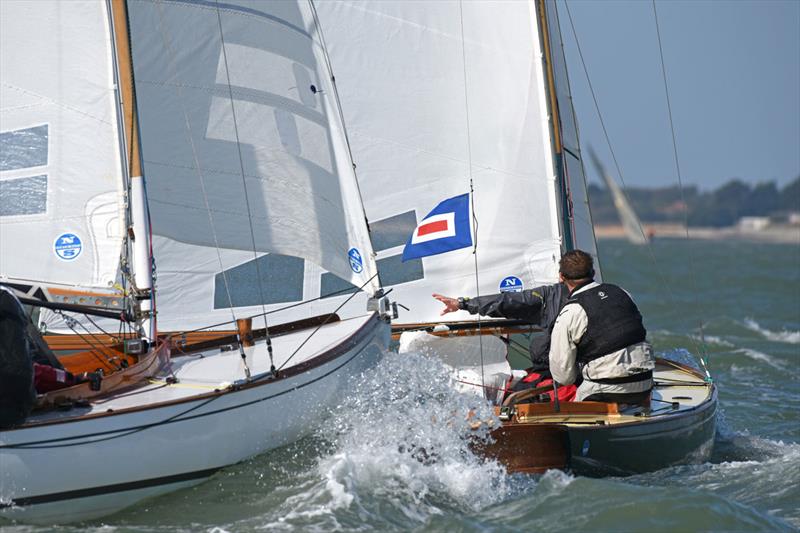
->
[587,370,652,385]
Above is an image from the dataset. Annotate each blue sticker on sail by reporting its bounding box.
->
[54,233,82,261]
[499,276,523,293]
[348,247,363,273]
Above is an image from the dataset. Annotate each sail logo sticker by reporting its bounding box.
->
[499,276,524,293]
[54,233,82,261]
[348,247,363,273]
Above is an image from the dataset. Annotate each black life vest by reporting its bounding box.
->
[527,283,569,370]
[566,283,647,365]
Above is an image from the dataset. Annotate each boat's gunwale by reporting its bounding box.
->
[503,358,717,430]
[8,312,385,431]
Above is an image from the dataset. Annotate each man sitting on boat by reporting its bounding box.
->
[550,250,655,404]
[432,274,577,402]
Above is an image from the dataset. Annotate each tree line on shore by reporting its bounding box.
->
[589,176,800,227]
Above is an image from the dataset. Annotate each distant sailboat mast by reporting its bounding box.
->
[589,149,650,245]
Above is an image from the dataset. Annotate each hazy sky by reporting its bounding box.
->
[559,0,799,190]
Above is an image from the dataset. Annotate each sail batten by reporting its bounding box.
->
[126,0,379,330]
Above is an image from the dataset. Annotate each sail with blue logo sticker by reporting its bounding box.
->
[313,1,600,327]
[0,1,128,294]
[0,1,392,523]
[36,0,383,332]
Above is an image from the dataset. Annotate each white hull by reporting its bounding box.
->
[0,314,389,524]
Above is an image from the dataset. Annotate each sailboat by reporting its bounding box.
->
[589,149,651,245]
[0,0,390,524]
[313,0,716,475]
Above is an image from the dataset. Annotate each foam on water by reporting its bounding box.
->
[737,347,789,370]
[247,350,552,530]
[743,318,800,344]
[631,426,800,528]
[690,334,735,348]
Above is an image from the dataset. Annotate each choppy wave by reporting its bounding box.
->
[737,347,789,370]
[690,334,735,348]
[744,318,800,344]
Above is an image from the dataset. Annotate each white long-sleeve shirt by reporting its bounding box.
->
[549,281,655,401]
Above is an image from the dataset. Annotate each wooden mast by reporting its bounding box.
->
[537,0,576,252]
[110,0,155,340]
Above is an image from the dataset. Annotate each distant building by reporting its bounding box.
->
[738,216,771,231]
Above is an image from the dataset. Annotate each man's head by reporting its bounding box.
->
[559,249,594,287]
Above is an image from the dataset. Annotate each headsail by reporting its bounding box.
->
[0,0,127,294]
[125,0,380,331]
[314,0,599,326]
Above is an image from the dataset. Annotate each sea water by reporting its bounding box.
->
[5,238,799,531]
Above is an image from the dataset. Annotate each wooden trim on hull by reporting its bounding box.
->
[476,423,568,473]
[483,377,717,476]
[34,341,169,408]
[1,315,388,521]
[10,313,385,432]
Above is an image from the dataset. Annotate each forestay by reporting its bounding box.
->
[0,0,127,291]
[315,0,576,325]
[125,0,379,331]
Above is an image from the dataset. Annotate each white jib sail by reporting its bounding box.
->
[0,0,126,292]
[315,0,564,325]
[126,0,379,331]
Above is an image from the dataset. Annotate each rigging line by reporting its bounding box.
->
[562,2,665,265]
[214,0,272,376]
[651,0,710,379]
[174,283,362,335]
[459,0,485,393]
[53,310,122,371]
[562,0,706,360]
[307,0,374,240]
[151,0,239,335]
[82,312,119,342]
[277,273,378,372]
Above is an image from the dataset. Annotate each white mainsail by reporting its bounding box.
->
[314,0,599,326]
[0,0,127,292]
[125,0,380,331]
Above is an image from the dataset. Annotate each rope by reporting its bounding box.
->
[455,379,510,394]
[152,0,239,336]
[562,0,710,377]
[277,273,378,372]
[173,283,365,336]
[307,0,374,239]
[651,0,711,380]
[562,1,675,303]
[458,0,485,394]
[53,310,122,371]
[214,0,271,377]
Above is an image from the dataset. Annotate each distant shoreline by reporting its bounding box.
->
[594,223,800,244]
